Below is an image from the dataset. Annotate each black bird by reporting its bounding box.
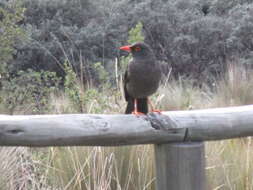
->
[120,42,161,115]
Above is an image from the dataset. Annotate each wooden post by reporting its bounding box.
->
[155,142,205,190]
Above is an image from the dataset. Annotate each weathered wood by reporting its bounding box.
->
[166,105,253,141]
[155,142,206,190]
[0,105,253,146]
[0,114,185,146]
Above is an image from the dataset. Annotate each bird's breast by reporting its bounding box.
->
[127,62,161,98]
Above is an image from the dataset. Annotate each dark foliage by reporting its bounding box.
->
[8,0,253,84]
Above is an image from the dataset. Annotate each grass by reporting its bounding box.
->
[45,146,155,190]
[212,64,253,107]
[206,138,253,190]
[1,63,253,189]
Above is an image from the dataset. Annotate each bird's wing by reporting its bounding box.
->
[123,68,130,101]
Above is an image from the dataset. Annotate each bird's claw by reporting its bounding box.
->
[132,111,145,116]
[151,109,162,114]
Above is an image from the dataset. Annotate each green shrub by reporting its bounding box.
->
[0,69,60,114]
[93,62,110,86]
[0,0,25,90]
[127,22,144,44]
[0,0,25,64]
[63,60,84,112]
[4,0,253,84]
[63,60,111,113]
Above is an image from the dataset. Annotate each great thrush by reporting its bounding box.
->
[120,42,161,114]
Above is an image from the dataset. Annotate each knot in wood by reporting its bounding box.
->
[146,113,178,130]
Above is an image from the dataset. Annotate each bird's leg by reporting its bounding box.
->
[148,98,162,114]
[132,99,145,115]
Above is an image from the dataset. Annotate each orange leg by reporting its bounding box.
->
[132,99,145,115]
[148,98,162,114]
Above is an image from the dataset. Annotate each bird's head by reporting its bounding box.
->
[120,42,154,59]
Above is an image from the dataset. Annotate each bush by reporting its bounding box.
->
[0,0,25,64]
[7,0,253,84]
[0,69,60,114]
[0,0,25,89]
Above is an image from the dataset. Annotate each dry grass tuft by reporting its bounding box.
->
[158,77,212,111]
[44,146,155,190]
[212,63,253,107]
[0,147,53,190]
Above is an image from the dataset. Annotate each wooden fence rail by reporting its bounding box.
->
[1,105,253,189]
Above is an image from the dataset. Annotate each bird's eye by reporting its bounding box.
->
[135,46,141,51]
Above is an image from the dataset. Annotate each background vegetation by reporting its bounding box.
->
[2,0,253,84]
[1,0,253,189]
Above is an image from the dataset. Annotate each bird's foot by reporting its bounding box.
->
[131,111,145,116]
[151,109,162,114]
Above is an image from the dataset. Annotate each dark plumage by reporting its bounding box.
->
[120,42,161,114]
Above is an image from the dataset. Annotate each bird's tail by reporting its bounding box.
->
[125,98,148,114]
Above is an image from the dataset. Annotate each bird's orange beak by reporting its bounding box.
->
[120,45,131,52]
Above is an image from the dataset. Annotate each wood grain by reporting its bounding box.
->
[0,105,253,146]
[155,142,205,190]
